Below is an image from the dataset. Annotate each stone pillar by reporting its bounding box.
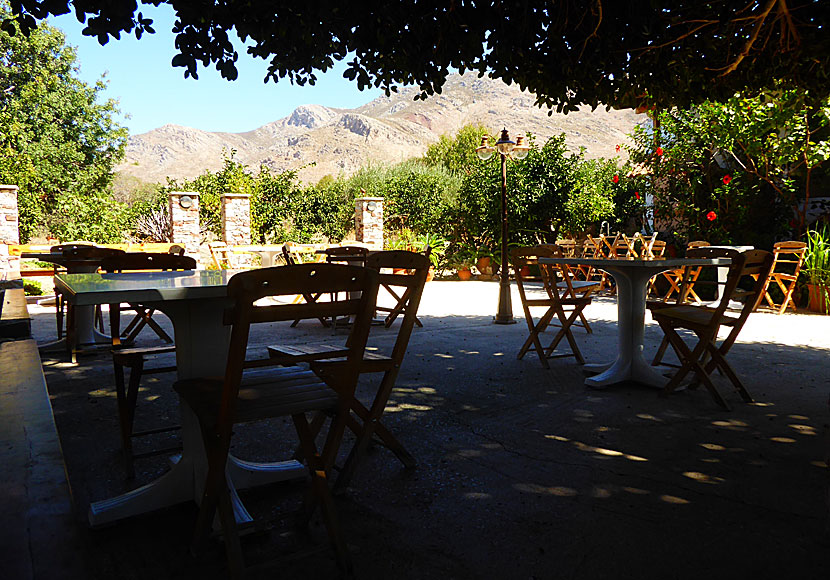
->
[169,192,201,264]
[355,197,384,250]
[1,185,20,275]
[221,194,252,267]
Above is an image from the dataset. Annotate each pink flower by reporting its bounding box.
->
[656,147,663,156]
[706,211,717,222]
[615,144,621,153]
[612,174,619,184]
[722,174,731,185]
[634,191,641,200]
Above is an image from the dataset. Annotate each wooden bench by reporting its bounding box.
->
[1,285,31,340]
[0,338,84,578]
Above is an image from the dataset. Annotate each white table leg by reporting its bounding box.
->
[584,267,668,389]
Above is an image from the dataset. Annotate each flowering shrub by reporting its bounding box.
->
[628,86,830,248]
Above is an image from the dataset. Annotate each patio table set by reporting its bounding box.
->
[44,242,428,577]
[29,234,788,577]
[513,233,779,410]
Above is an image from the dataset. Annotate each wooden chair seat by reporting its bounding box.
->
[649,304,740,328]
[175,368,338,425]
[269,343,392,368]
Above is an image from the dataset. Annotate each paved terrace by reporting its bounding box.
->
[23,280,830,579]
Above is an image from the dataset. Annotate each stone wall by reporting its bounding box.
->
[221,194,252,267]
[0,185,20,275]
[168,192,201,263]
[355,197,384,250]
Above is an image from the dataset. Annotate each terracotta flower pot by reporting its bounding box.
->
[476,256,492,276]
[457,268,473,281]
[806,283,829,313]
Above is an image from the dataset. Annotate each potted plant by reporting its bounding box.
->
[414,233,450,280]
[475,247,495,276]
[448,247,475,281]
[802,224,830,313]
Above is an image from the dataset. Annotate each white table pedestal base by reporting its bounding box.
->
[583,265,668,389]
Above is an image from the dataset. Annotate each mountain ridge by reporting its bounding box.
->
[118,73,643,185]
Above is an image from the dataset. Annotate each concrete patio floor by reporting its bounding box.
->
[28,280,830,579]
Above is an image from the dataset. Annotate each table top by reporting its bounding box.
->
[540,257,732,269]
[55,270,240,306]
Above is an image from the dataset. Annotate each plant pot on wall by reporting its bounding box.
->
[457,268,473,281]
[806,283,829,313]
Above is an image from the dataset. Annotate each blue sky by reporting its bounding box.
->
[51,6,382,136]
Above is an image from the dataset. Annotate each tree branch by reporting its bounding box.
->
[713,0,778,76]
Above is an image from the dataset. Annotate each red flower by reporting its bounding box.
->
[634,191,641,200]
[656,147,663,156]
[722,174,732,185]
[615,144,621,153]
[612,174,619,184]
[706,211,717,221]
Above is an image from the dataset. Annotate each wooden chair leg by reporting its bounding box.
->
[651,336,671,366]
[659,324,730,410]
[335,370,413,492]
[113,355,143,479]
[56,292,64,339]
[518,307,555,367]
[293,412,352,575]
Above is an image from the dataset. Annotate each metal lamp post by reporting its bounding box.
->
[475,128,529,324]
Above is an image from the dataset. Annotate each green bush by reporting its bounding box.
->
[23,280,43,296]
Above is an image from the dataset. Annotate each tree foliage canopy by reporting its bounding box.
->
[1,5,127,241]
[4,1,828,112]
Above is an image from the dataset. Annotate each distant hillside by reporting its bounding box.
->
[118,73,643,185]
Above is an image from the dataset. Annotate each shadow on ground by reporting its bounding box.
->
[31,294,830,580]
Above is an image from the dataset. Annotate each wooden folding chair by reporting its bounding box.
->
[650,248,773,410]
[646,240,668,296]
[100,252,196,478]
[281,244,332,328]
[372,249,429,328]
[580,236,611,291]
[551,245,601,333]
[610,233,639,259]
[174,263,379,578]
[659,240,710,302]
[208,241,236,269]
[753,241,807,314]
[268,250,430,491]
[101,253,196,345]
[511,245,593,368]
[53,244,126,354]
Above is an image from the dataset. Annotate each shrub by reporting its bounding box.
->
[23,279,43,296]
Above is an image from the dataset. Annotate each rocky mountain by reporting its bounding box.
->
[118,73,644,185]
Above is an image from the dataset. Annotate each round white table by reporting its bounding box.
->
[539,257,731,388]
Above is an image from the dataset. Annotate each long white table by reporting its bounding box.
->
[539,257,731,388]
[54,270,307,526]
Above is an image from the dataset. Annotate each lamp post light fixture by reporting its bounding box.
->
[475,128,529,324]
